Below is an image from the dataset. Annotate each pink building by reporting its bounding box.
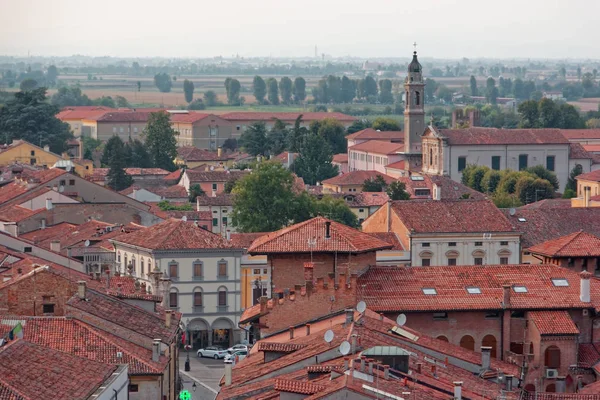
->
[348,140,405,173]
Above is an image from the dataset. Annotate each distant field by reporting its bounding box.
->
[568,98,600,112]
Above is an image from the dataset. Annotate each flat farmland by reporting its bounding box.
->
[568,98,600,112]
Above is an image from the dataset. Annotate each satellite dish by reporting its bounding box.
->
[339,341,351,355]
[324,329,334,343]
[59,185,65,193]
[84,240,90,247]
[509,208,516,216]
[65,165,72,172]
[181,216,187,222]
[356,301,367,314]
[396,314,407,326]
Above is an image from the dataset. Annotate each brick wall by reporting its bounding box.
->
[259,273,358,335]
[270,252,375,291]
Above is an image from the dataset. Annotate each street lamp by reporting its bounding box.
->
[192,382,197,392]
[184,319,191,372]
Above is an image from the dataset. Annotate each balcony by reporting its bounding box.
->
[216,305,229,313]
[193,306,204,313]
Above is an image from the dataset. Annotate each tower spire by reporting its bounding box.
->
[404,46,425,156]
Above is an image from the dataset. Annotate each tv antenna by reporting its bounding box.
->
[356,301,366,314]
[324,329,334,344]
[339,341,351,355]
[396,314,407,326]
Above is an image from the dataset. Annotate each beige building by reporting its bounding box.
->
[92,111,150,142]
[55,106,115,137]
[220,111,356,132]
[171,113,236,149]
[196,194,235,236]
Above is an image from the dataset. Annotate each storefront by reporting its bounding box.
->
[212,318,234,348]
[187,318,209,350]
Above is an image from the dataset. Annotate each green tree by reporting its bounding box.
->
[512,78,525,100]
[279,77,293,104]
[252,76,267,104]
[292,133,338,185]
[372,117,401,131]
[188,184,205,202]
[231,162,298,232]
[239,122,268,156]
[224,179,238,194]
[93,96,116,108]
[222,138,238,152]
[492,192,522,208]
[314,196,358,228]
[115,95,130,108]
[137,81,141,92]
[287,115,309,153]
[538,98,560,128]
[566,164,583,192]
[364,76,378,99]
[106,138,133,191]
[562,189,577,199]
[515,176,554,204]
[341,76,355,103]
[267,78,279,105]
[485,77,498,105]
[128,139,152,168]
[82,136,101,161]
[0,88,72,153]
[225,78,241,105]
[386,181,411,200]
[154,73,172,93]
[203,91,218,107]
[187,99,205,110]
[101,135,125,166]
[183,79,195,103]
[144,111,178,171]
[362,175,388,192]
[470,75,478,96]
[481,169,502,194]
[517,100,539,128]
[378,79,394,104]
[292,77,306,103]
[497,170,522,194]
[20,79,38,92]
[267,119,289,156]
[46,65,58,86]
[346,120,371,134]
[157,201,193,211]
[309,118,347,154]
[525,165,559,190]
[50,85,92,108]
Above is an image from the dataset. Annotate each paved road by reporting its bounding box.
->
[178,351,225,399]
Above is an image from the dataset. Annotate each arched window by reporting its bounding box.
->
[446,250,459,266]
[420,251,433,267]
[140,258,145,276]
[498,249,511,265]
[415,91,421,106]
[482,334,497,358]
[545,345,561,368]
[460,335,475,351]
[124,254,128,271]
[472,250,486,265]
[169,288,179,309]
[130,256,136,274]
[437,335,449,342]
[429,148,433,166]
[217,260,228,279]
[193,287,203,309]
[218,287,228,307]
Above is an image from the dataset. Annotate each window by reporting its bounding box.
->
[485,311,500,319]
[422,288,437,295]
[433,312,447,320]
[218,289,227,306]
[414,189,431,196]
[511,310,525,318]
[129,384,139,393]
[113,127,117,133]
[448,242,457,247]
[546,155,555,172]
[236,125,241,131]
[500,241,508,246]
[458,157,467,172]
[222,216,227,226]
[193,262,203,279]
[545,346,561,368]
[218,261,227,278]
[491,156,501,170]
[253,269,261,274]
[169,291,178,308]
[42,304,55,314]
[358,208,364,213]
[466,287,481,294]
[263,268,268,274]
[475,242,483,246]
[59,180,66,186]
[134,127,138,133]
[30,150,35,156]
[429,148,433,166]
[422,258,431,266]
[30,158,36,165]
[474,258,483,265]
[422,243,430,247]
[448,258,457,266]
[119,127,124,133]
[117,252,121,263]
[518,217,527,222]
[168,262,178,279]
[69,179,75,186]
[212,183,218,191]
[513,286,528,293]
[551,278,569,287]
[518,154,528,170]
[23,247,32,253]
[500,257,509,264]
[213,218,218,226]
[194,291,203,307]
[141,258,145,276]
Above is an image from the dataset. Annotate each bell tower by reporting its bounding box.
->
[404,46,426,154]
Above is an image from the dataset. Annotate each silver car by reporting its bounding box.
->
[197,346,228,359]
[224,350,248,364]
[226,344,249,354]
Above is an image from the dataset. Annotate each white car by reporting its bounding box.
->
[224,350,248,364]
[196,346,228,359]
[226,344,249,354]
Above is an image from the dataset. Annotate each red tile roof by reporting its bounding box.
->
[177,146,227,162]
[248,216,392,254]
[346,128,403,141]
[570,143,594,159]
[195,193,234,206]
[92,168,170,177]
[229,232,269,249]
[56,106,113,121]
[529,231,600,257]
[561,129,600,140]
[221,112,355,122]
[120,184,188,199]
[0,339,117,400]
[358,264,600,312]
[578,343,600,368]
[322,171,397,186]
[583,144,600,153]
[96,111,154,122]
[0,205,45,223]
[385,160,406,170]
[170,112,212,123]
[344,192,390,207]
[258,342,306,353]
[366,232,405,250]
[111,218,233,250]
[332,153,348,164]
[274,379,324,394]
[348,140,405,154]
[529,311,579,335]
[163,168,184,182]
[389,199,513,233]
[185,169,248,183]
[438,128,570,145]
[576,169,600,182]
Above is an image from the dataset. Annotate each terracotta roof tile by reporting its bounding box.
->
[170,112,212,123]
[389,199,513,233]
[583,144,600,153]
[332,153,348,163]
[579,379,600,395]
[248,216,392,254]
[366,232,405,250]
[348,140,405,154]
[529,231,600,257]
[258,342,306,353]
[570,143,594,159]
[358,264,600,312]
[56,106,113,121]
[96,111,154,122]
[561,129,600,140]
[346,128,403,141]
[163,168,184,182]
[0,340,117,400]
[177,146,227,161]
[529,311,579,335]
[438,127,570,145]
[185,169,248,183]
[221,112,355,122]
[92,168,170,177]
[229,232,269,249]
[274,379,324,394]
[576,169,600,182]
[194,193,232,206]
[578,343,600,367]
[385,160,406,170]
[110,218,232,250]
[322,171,397,186]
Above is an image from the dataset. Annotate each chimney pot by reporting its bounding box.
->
[453,382,463,400]
[581,271,592,302]
[289,326,295,339]
[45,198,53,210]
[217,147,223,158]
[152,339,161,362]
[416,363,422,374]
[226,230,231,241]
[502,284,511,308]
[344,357,349,370]
[345,308,354,325]
[165,310,172,328]
[306,324,311,336]
[225,362,232,386]
[555,376,566,393]
[383,365,390,379]
[77,281,86,300]
[505,375,514,391]
[480,346,492,371]
[360,356,366,372]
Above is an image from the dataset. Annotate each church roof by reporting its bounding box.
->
[408,51,422,73]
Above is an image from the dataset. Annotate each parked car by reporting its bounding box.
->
[224,350,248,364]
[197,346,228,359]
[226,344,249,354]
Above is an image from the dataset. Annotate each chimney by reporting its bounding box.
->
[77,281,86,300]
[360,356,366,372]
[287,152,294,168]
[226,230,231,241]
[383,365,390,379]
[306,324,311,336]
[217,147,223,158]
[416,363,422,374]
[45,198,53,210]
[224,362,232,386]
[351,334,357,354]
[212,189,216,197]
[585,186,591,207]
[386,200,392,232]
[165,310,172,328]
[50,240,60,253]
[480,346,492,371]
[555,376,566,393]
[433,183,441,200]
[289,326,295,339]
[505,375,514,391]
[368,360,374,375]
[325,221,331,239]
[502,285,511,308]
[41,219,46,229]
[152,339,161,362]
[344,357,349,370]
[581,271,592,302]
[453,382,463,400]
[345,309,354,325]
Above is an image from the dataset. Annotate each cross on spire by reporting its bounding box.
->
[413,42,418,52]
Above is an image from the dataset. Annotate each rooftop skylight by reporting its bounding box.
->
[513,286,528,293]
[551,278,569,287]
[422,288,437,295]
[466,287,481,294]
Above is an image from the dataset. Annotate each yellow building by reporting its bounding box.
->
[0,140,93,177]
[230,233,270,310]
[175,146,231,169]
[55,106,114,138]
[571,170,600,207]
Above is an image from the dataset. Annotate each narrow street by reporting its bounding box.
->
[178,351,224,399]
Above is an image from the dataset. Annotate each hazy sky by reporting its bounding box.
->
[1,0,599,59]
